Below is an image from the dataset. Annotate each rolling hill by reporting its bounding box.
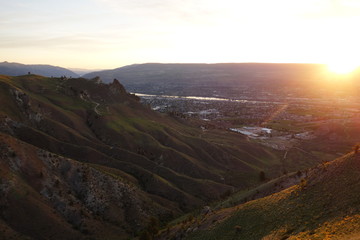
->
[0,62,79,78]
[161,151,360,240]
[0,74,307,239]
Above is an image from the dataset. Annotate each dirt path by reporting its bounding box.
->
[79,93,101,115]
[93,101,100,115]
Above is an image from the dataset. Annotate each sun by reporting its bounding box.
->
[327,61,359,75]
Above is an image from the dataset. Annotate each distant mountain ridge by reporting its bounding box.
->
[82,63,329,97]
[68,68,104,76]
[0,61,79,78]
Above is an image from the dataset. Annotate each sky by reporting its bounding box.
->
[1,0,360,69]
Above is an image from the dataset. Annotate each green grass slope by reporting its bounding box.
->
[0,74,307,238]
[166,151,360,240]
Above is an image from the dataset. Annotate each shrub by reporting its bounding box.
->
[353,144,360,154]
[143,216,159,238]
[234,225,242,233]
[299,179,307,190]
[221,189,232,199]
[139,230,151,240]
[259,171,266,182]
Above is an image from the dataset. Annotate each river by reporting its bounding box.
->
[133,93,282,104]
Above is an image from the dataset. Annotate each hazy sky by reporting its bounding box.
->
[1,0,360,69]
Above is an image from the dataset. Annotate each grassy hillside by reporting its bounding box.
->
[162,151,360,240]
[0,74,313,239]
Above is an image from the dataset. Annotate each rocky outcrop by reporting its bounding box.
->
[0,133,159,239]
[38,149,149,232]
[109,79,126,95]
[11,88,43,123]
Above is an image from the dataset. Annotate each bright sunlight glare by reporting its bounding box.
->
[327,61,360,75]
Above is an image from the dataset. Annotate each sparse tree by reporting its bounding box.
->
[234,225,242,233]
[353,144,360,154]
[299,178,307,190]
[143,216,159,239]
[139,230,151,240]
[259,171,266,182]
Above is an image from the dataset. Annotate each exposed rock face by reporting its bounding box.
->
[37,149,150,232]
[0,133,157,239]
[109,79,126,95]
[11,89,43,123]
[12,89,30,107]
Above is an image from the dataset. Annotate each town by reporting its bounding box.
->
[139,92,360,154]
